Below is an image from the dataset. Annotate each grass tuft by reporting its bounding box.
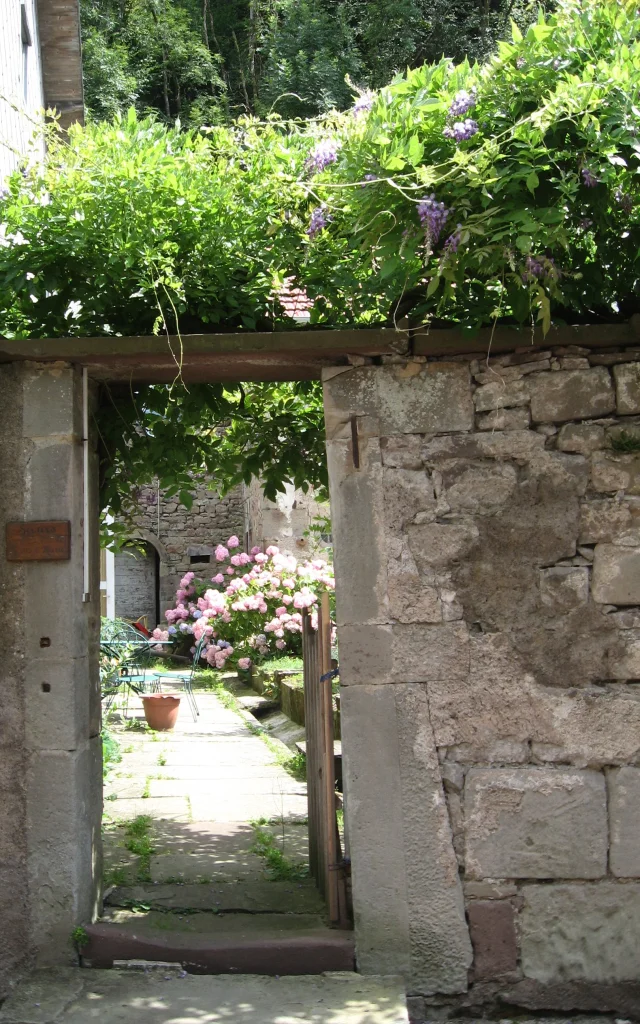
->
[610,429,640,452]
[123,814,155,881]
[250,824,308,881]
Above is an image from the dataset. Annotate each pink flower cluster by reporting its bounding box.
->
[205,640,234,670]
[161,537,334,671]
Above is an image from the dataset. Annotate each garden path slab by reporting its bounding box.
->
[105,879,325,914]
[0,968,408,1024]
[103,689,313,915]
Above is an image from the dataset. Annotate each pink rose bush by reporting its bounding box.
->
[161,538,334,670]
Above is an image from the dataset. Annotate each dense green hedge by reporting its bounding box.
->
[1,0,638,527]
[1,0,638,341]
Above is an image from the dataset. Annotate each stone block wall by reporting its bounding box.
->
[324,343,640,1017]
[0,362,101,998]
[121,481,245,615]
[118,477,328,619]
[246,477,331,556]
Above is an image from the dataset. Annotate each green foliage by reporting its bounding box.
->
[2,0,639,518]
[300,0,640,332]
[259,0,363,117]
[81,0,553,122]
[71,925,89,950]
[102,729,122,778]
[250,822,309,878]
[261,655,304,671]
[104,864,128,887]
[123,814,155,880]
[0,110,328,522]
[610,429,640,453]
[82,0,226,124]
[0,112,312,339]
[98,379,326,538]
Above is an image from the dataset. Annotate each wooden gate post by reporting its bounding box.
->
[303,594,349,926]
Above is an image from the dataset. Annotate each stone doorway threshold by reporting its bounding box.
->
[99,685,350,974]
[0,969,409,1024]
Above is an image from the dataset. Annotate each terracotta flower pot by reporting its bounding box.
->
[141,693,181,731]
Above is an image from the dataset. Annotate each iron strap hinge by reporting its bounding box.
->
[320,667,339,682]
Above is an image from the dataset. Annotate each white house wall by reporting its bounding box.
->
[0,0,45,183]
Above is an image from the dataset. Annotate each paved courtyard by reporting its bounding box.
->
[102,685,318,920]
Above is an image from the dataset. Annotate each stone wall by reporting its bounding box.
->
[122,481,245,617]
[324,343,640,1018]
[0,365,32,996]
[246,477,330,556]
[118,478,329,621]
[0,362,101,997]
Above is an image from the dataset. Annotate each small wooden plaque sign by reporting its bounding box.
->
[6,521,71,562]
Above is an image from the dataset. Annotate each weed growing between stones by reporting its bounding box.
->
[104,864,128,887]
[260,735,307,782]
[71,926,88,951]
[206,675,308,781]
[610,430,640,452]
[124,718,148,733]
[102,729,122,779]
[250,823,309,881]
[123,815,155,882]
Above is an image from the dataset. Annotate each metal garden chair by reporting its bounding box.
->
[100,619,159,718]
[151,633,208,722]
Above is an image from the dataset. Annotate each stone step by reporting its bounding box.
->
[105,878,326,915]
[295,739,342,758]
[236,693,279,717]
[83,910,354,975]
[0,968,408,1024]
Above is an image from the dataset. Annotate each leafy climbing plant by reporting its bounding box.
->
[98,379,326,540]
[1,0,639,524]
[298,0,640,333]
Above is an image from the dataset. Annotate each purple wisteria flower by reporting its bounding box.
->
[615,188,633,213]
[307,206,332,239]
[443,118,478,143]
[352,91,375,117]
[417,195,450,242]
[360,172,378,188]
[522,255,558,283]
[306,139,341,174]
[448,89,477,118]
[444,224,463,253]
[581,167,599,187]
[522,256,545,281]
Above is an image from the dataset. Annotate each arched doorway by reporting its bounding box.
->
[113,541,160,628]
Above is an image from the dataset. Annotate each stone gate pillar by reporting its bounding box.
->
[324,349,640,1017]
[323,362,474,995]
[0,361,101,993]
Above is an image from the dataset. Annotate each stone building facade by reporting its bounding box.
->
[245,477,330,556]
[111,481,246,622]
[109,479,329,624]
[325,344,640,1017]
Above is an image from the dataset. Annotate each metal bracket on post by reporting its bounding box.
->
[350,415,360,470]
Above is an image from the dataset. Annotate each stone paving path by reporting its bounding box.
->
[103,687,320,920]
[0,968,409,1024]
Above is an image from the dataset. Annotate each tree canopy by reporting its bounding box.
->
[1,0,638,530]
[81,0,550,123]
